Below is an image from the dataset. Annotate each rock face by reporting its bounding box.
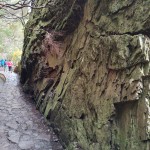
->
[21,0,150,149]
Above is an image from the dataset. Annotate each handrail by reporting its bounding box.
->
[0,73,6,83]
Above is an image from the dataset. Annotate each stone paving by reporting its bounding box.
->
[0,71,63,150]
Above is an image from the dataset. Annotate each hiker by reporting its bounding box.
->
[4,60,7,72]
[7,60,13,72]
[1,59,5,69]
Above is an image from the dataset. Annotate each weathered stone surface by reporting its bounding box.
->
[0,72,63,150]
[8,130,21,144]
[21,0,150,149]
[18,135,34,150]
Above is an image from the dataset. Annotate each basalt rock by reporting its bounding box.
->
[21,0,150,149]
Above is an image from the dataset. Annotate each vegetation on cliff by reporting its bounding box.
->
[21,0,150,149]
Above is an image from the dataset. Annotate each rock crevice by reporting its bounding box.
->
[21,0,150,149]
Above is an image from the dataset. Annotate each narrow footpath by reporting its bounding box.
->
[0,71,63,150]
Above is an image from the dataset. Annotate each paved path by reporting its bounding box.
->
[0,71,63,150]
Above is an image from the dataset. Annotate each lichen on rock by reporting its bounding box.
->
[21,0,150,149]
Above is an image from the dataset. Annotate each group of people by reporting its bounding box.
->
[0,59,13,72]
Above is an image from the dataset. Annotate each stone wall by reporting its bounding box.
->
[21,0,150,149]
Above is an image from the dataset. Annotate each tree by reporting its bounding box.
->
[0,0,31,26]
[0,0,51,25]
[8,48,22,65]
[0,1,25,63]
[0,0,50,64]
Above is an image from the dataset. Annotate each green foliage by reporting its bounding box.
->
[0,19,24,64]
[0,0,29,64]
[7,48,22,65]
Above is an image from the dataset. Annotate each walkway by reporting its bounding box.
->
[0,71,63,150]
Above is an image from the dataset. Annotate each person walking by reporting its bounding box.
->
[7,60,13,73]
[4,60,7,72]
[1,59,5,71]
[0,59,2,67]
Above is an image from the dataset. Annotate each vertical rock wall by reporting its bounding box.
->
[21,0,150,149]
